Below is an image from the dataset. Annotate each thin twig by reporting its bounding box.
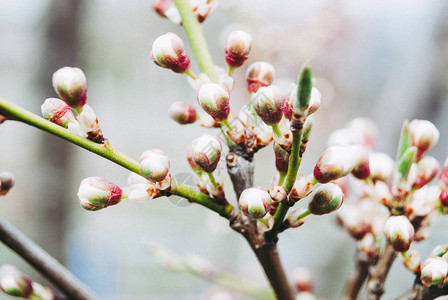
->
[342,249,371,300]
[366,243,397,300]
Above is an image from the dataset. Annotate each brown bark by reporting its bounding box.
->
[366,244,397,300]
[342,249,371,300]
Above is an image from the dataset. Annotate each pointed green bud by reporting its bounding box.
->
[420,257,448,287]
[52,66,87,110]
[273,142,289,174]
[168,101,197,125]
[246,62,275,93]
[384,216,414,252]
[190,134,222,173]
[41,98,76,128]
[396,121,411,162]
[139,149,170,182]
[308,183,344,215]
[408,119,440,160]
[151,33,191,73]
[0,172,14,196]
[253,85,283,125]
[397,146,417,178]
[225,30,252,68]
[0,265,33,298]
[197,83,230,122]
[293,61,312,116]
[77,177,123,211]
[239,186,272,219]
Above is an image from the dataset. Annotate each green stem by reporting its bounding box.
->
[271,123,282,137]
[174,0,217,82]
[296,210,311,222]
[0,97,229,218]
[207,172,218,188]
[278,172,286,186]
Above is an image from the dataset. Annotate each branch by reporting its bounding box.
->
[342,249,371,300]
[397,278,448,300]
[226,149,254,199]
[366,243,397,300]
[0,217,98,300]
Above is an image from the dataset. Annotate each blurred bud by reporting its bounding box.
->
[225,30,252,68]
[269,185,287,203]
[369,153,394,182]
[52,66,87,110]
[139,149,170,182]
[31,282,55,300]
[246,62,275,93]
[41,98,76,127]
[0,172,15,196]
[420,257,448,287]
[285,208,311,228]
[430,244,448,258]
[169,101,197,125]
[401,249,421,273]
[408,119,440,160]
[384,216,414,252]
[438,157,448,188]
[0,265,33,298]
[413,156,439,188]
[153,0,182,25]
[347,118,378,149]
[253,86,283,125]
[291,267,313,292]
[198,113,220,128]
[186,143,202,174]
[191,134,222,173]
[239,187,272,219]
[187,72,211,91]
[358,233,381,260]
[407,185,441,219]
[191,0,215,22]
[127,183,159,202]
[289,174,315,201]
[351,146,370,180]
[151,32,191,73]
[197,83,230,122]
[308,183,344,215]
[0,115,6,124]
[313,145,357,183]
[340,206,371,240]
[77,177,123,211]
[296,292,317,300]
[414,228,431,242]
[218,73,234,93]
[375,181,393,208]
[76,104,104,143]
[440,188,448,210]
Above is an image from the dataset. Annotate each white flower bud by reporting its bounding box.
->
[384,216,414,252]
[225,30,252,68]
[197,83,230,122]
[190,134,222,173]
[76,104,103,142]
[408,119,440,160]
[77,177,123,211]
[239,187,272,219]
[139,149,170,182]
[246,62,275,93]
[52,67,87,110]
[420,257,448,287]
[151,33,191,73]
[41,98,76,127]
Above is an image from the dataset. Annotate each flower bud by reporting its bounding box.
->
[313,145,357,183]
[291,267,313,292]
[413,156,439,188]
[76,104,103,143]
[191,0,214,23]
[438,157,448,188]
[440,188,448,213]
[401,249,421,273]
[224,30,252,68]
[139,149,170,182]
[77,177,123,211]
[246,62,275,93]
[41,98,76,127]
[253,85,283,125]
[151,33,191,73]
[351,146,370,180]
[306,87,321,116]
[369,153,394,182]
[384,216,414,252]
[339,206,371,240]
[358,233,381,260]
[190,134,222,173]
[420,257,448,287]
[168,101,197,124]
[239,186,272,219]
[285,208,311,228]
[375,181,393,208]
[153,0,182,25]
[308,183,344,215]
[127,182,159,202]
[31,282,55,300]
[273,142,289,174]
[0,265,33,298]
[52,66,87,110]
[430,244,448,258]
[0,172,15,196]
[407,185,441,219]
[197,83,230,122]
[198,113,220,128]
[408,119,440,160]
[268,185,287,203]
[289,174,315,201]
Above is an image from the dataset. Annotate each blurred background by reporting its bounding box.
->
[1,0,448,299]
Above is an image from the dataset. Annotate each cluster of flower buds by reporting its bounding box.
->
[0,265,55,300]
[153,0,215,25]
[0,172,14,196]
[42,67,104,143]
[77,177,123,211]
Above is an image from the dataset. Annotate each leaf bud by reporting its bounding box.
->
[239,186,272,219]
[285,208,311,228]
[151,32,191,73]
[168,101,197,124]
[313,145,357,183]
[197,83,230,122]
[190,134,222,173]
[384,216,414,252]
[291,267,313,292]
[369,153,394,182]
[224,30,252,68]
[408,119,440,160]
[0,265,33,298]
[52,66,87,110]
[0,172,15,196]
[253,85,283,125]
[401,249,421,273]
[293,61,313,115]
[78,177,122,211]
[308,183,344,215]
[139,149,170,182]
[413,156,439,188]
[41,98,76,127]
[420,257,448,287]
[76,104,104,143]
[246,62,275,93]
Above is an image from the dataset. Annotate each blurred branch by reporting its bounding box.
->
[0,217,98,300]
[342,249,370,300]
[397,278,448,300]
[366,243,397,300]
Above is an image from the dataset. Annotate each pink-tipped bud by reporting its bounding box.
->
[384,216,414,252]
[139,149,170,182]
[52,67,87,109]
[239,187,272,219]
[0,172,15,196]
[152,33,190,73]
[286,208,311,228]
[401,249,421,273]
[168,101,197,124]
[190,134,222,173]
[308,183,344,215]
[246,62,275,93]
[438,157,448,188]
[340,206,371,240]
[440,188,448,209]
[41,98,76,127]
[351,146,370,180]
[197,83,230,122]
[153,0,182,25]
[77,177,122,211]
[76,104,103,143]
[408,119,440,160]
[224,30,252,68]
[291,267,313,292]
[369,153,394,182]
[253,85,283,125]
[413,156,439,188]
[313,145,357,183]
[420,257,448,287]
[0,265,33,298]
[273,142,289,174]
